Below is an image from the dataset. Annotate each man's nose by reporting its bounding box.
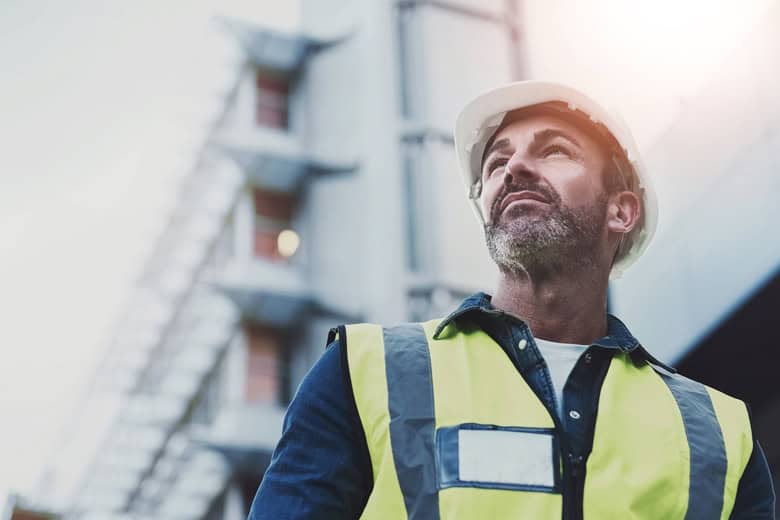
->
[503,153,539,185]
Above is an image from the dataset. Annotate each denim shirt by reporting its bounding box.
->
[249,292,775,519]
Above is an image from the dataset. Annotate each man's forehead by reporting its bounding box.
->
[493,110,592,144]
[482,103,615,162]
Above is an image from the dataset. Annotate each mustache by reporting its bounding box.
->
[491,182,558,222]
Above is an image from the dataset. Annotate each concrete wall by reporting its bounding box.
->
[611,3,780,363]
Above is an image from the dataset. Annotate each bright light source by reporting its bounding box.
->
[277,229,300,257]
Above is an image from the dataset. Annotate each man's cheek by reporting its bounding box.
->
[557,180,594,209]
[481,194,496,224]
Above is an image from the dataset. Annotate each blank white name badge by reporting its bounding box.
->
[457,427,556,489]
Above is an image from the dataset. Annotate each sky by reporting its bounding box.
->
[522,0,777,151]
[0,0,775,509]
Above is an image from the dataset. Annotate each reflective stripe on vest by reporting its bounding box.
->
[384,323,439,518]
[583,353,753,519]
[341,319,753,519]
[656,365,727,519]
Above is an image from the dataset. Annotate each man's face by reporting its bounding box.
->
[480,112,611,274]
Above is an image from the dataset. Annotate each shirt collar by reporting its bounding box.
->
[432,291,493,339]
[433,291,642,354]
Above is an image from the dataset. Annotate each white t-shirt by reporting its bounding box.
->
[534,337,589,420]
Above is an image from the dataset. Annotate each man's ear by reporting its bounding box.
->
[606,190,641,234]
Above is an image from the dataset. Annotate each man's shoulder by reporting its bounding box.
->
[662,364,745,405]
[643,360,751,430]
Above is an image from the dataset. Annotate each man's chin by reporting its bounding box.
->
[497,206,550,225]
[492,219,549,238]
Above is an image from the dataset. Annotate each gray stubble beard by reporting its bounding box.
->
[484,194,608,278]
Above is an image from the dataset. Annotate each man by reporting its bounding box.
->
[249,81,775,519]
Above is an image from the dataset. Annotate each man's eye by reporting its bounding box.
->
[485,159,507,176]
[542,145,571,158]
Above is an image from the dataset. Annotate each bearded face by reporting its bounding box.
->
[484,179,608,275]
[478,112,614,276]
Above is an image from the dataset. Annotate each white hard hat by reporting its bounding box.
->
[454,80,658,279]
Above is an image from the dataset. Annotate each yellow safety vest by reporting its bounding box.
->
[334,317,754,519]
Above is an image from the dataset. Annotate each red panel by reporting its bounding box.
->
[253,229,283,261]
[256,73,289,95]
[255,105,287,128]
[253,189,295,220]
[11,512,51,520]
[255,71,289,128]
[245,324,281,403]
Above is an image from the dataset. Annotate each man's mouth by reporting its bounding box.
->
[499,190,549,214]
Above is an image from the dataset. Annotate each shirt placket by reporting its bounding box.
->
[511,324,559,415]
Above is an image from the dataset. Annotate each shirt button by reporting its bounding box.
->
[517,338,528,350]
[569,410,581,420]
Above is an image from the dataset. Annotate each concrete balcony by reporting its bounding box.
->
[213,258,312,327]
[195,403,285,476]
[217,16,353,74]
[214,126,357,193]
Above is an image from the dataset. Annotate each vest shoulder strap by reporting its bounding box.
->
[646,361,753,518]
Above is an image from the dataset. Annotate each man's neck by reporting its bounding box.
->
[490,264,610,345]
